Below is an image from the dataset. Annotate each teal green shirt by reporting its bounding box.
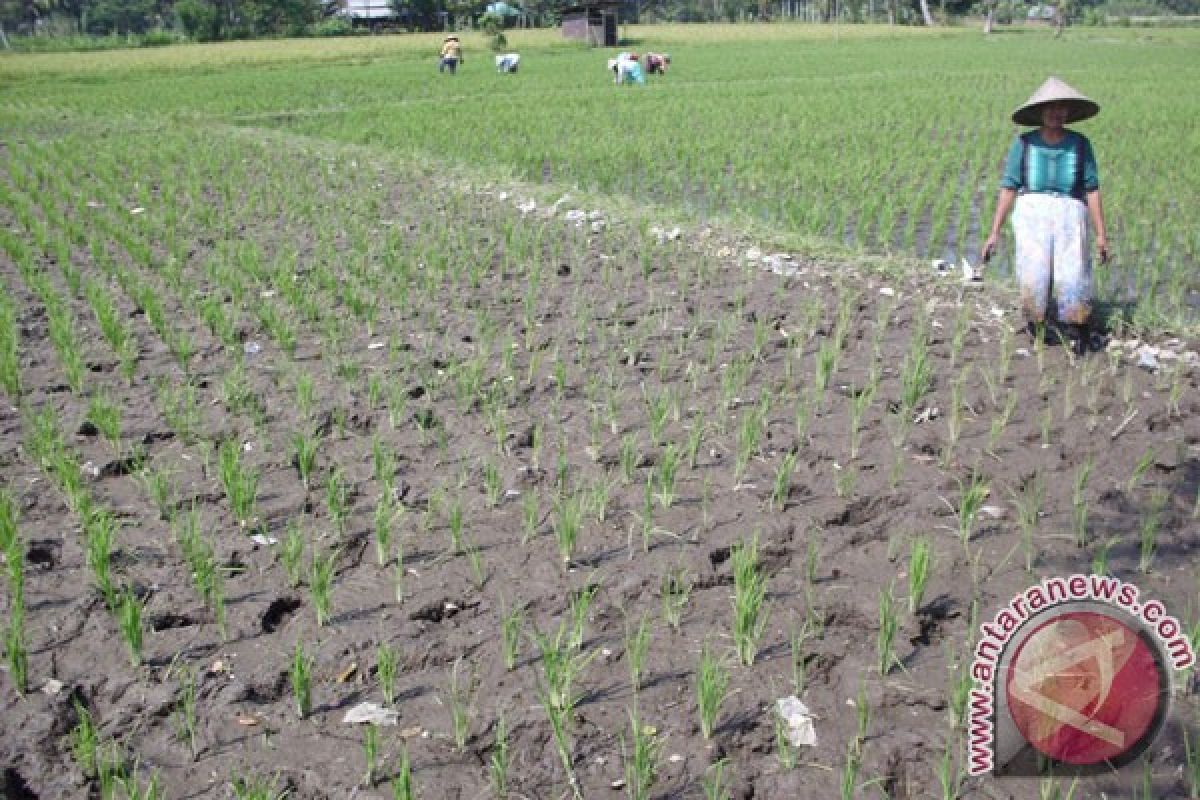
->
[1001,130,1099,196]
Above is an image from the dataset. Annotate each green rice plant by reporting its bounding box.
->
[1091,536,1118,576]
[96,740,126,800]
[661,568,692,632]
[0,297,21,400]
[619,433,639,483]
[899,327,933,412]
[935,740,965,799]
[1011,472,1045,573]
[464,537,487,589]
[946,652,973,730]
[731,535,769,667]
[1039,406,1053,448]
[501,604,523,671]
[794,388,815,445]
[655,443,680,509]
[733,399,767,485]
[834,463,858,498]
[137,465,176,522]
[70,698,99,778]
[530,620,594,719]
[446,496,465,555]
[374,494,395,567]
[814,341,839,392]
[281,519,304,588]
[325,467,350,536]
[774,704,797,770]
[540,681,582,800]
[376,642,399,706]
[625,611,652,693]
[0,491,16,557]
[482,461,502,508]
[685,415,705,469]
[956,472,989,551]
[1138,489,1167,573]
[839,741,862,800]
[231,773,287,800]
[218,440,258,527]
[622,711,663,800]
[392,746,416,800]
[117,586,145,667]
[854,680,870,748]
[645,387,672,445]
[309,547,337,627]
[174,665,199,759]
[490,714,511,799]
[877,581,899,675]
[770,451,797,511]
[1072,456,1093,547]
[291,431,318,491]
[521,491,539,544]
[908,536,932,615]
[445,656,477,752]
[703,758,731,800]
[291,640,313,719]
[941,373,966,465]
[585,477,611,524]
[552,491,583,566]
[5,600,27,695]
[1128,447,1155,491]
[569,583,599,651]
[695,642,730,739]
[84,509,117,607]
[87,393,123,454]
[1184,726,1200,799]
[361,723,379,787]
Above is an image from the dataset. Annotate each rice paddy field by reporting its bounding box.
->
[0,22,1198,800]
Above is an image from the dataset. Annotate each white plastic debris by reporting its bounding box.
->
[1136,346,1159,372]
[564,209,587,223]
[517,200,537,215]
[776,696,817,747]
[367,341,385,350]
[879,287,895,297]
[41,679,64,696]
[130,207,145,215]
[243,341,261,355]
[932,258,950,273]
[961,258,982,283]
[250,534,278,546]
[343,702,400,726]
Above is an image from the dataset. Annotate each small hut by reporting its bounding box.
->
[560,1,620,46]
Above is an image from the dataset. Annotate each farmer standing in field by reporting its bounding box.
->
[982,77,1109,356]
[439,35,463,74]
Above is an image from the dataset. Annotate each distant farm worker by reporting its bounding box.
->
[607,52,645,85]
[495,53,520,73]
[982,76,1109,356]
[439,35,463,74]
[644,52,670,75]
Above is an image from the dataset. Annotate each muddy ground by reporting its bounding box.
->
[0,133,1198,799]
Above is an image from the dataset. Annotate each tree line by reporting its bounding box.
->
[1,0,1195,41]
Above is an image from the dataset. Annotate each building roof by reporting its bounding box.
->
[560,0,622,12]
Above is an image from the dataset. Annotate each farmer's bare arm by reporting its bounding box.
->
[982,188,1018,262]
[1086,189,1109,264]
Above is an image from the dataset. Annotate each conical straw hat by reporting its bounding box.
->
[1011,76,1099,126]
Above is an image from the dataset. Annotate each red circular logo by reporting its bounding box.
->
[1004,610,1165,766]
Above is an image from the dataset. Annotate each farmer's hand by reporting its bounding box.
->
[1096,235,1109,265]
[981,233,1000,264]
